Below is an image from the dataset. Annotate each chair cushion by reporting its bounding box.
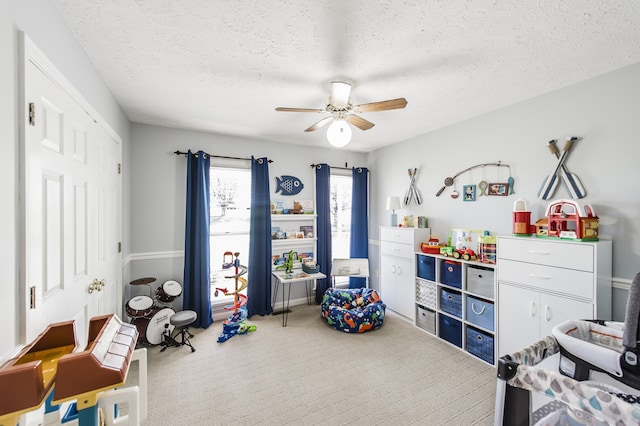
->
[321,288,386,333]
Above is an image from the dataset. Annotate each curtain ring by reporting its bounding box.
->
[257,158,264,164]
[357,167,363,173]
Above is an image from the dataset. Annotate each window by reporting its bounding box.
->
[209,164,251,303]
[330,171,352,286]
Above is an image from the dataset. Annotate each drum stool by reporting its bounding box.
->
[160,310,197,352]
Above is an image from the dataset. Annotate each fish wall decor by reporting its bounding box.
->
[275,175,304,196]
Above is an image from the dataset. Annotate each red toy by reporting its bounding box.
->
[535,199,599,241]
[420,236,446,254]
[453,248,477,261]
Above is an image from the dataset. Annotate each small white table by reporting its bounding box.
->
[271,270,326,327]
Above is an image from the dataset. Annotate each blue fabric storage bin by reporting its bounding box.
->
[438,313,462,348]
[440,288,462,318]
[417,255,435,281]
[440,260,462,288]
[466,326,494,364]
[465,295,494,331]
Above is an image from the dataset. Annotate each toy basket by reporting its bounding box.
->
[302,263,319,274]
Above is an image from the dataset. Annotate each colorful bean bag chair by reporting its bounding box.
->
[321,288,386,333]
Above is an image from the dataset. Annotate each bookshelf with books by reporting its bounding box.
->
[271,211,317,271]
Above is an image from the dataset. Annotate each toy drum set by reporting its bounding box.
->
[126,277,182,346]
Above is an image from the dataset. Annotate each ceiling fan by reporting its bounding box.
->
[275,81,407,147]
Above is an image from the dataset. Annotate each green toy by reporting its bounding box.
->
[276,250,296,274]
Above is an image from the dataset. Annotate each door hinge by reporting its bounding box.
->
[28,102,36,126]
[29,286,36,309]
[118,242,122,253]
[117,163,122,174]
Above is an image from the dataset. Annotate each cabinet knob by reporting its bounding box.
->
[529,301,537,318]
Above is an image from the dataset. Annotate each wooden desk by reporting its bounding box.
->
[271,270,326,327]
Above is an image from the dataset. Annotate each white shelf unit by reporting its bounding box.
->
[271,214,317,270]
[496,236,612,358]
[379,226,430,322]
[414,252,498,366]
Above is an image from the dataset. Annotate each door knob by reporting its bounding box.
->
[88,279,105,293]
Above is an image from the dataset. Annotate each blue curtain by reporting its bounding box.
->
[349,167,369,288]
[183,150,213,328]
[247,157,273,317]
[315,164,332,303]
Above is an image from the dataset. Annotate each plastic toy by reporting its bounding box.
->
[420,236,446,254]
[215,252,256,343]
[439,246,455,257]
[440,246,476,261]
[512,198,532,236]
[535,199,599,241]
[453,248,477,261]
[275,250,296,274]
[221,251,234,269]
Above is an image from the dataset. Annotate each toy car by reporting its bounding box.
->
[440,246,455,257]
[453,248,477,261]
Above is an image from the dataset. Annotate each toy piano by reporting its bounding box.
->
[0,314,138,426]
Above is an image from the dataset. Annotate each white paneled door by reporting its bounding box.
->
[22,36,121,348]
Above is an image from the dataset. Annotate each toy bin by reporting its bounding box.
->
[466,326,494,364]
[465,295,494,331]
[440,288,462,318]
[466,265,494,298]
[416,305,436,334]
[417,255,435,281]
[438,313,462,348]
[416,279,437,310]
[440,260,462,288]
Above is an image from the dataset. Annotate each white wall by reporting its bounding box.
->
[367,63,640,318]
[0,0,130,360]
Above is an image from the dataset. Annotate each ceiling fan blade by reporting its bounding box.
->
[275,107,325,113]
[330,81,351,107]
[355,98,408,113]
[347,115,375,131]
[304,116,334,132]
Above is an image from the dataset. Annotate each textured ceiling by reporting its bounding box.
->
[52,0,640,152]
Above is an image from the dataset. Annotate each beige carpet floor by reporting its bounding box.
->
[126,304,497,425]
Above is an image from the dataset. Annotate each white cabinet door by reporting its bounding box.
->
[499,282,595,357]
[539,293,593,338]
[380,255,397,313]
[394,256,415,320]
[498,283,540,357]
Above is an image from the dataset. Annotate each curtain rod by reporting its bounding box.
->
[310,163,356,171]
[174,150,273,163]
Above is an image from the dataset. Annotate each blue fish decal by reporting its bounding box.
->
[275,175,303,196]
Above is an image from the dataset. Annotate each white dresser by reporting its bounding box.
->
[497,236,612,357]
[379,226,430,321]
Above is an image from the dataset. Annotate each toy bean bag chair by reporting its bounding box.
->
[321,288,386,333]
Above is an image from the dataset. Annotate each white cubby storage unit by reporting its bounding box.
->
[415,252,498,366]
[271,214,317,270]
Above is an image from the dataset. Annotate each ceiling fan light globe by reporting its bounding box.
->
[327,120,352,147]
